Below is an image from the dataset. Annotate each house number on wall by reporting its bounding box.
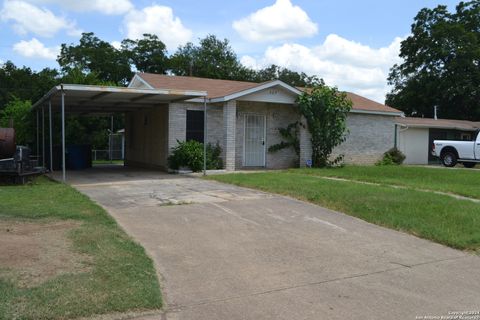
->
[269,89,279,95]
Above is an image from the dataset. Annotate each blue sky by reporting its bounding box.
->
[0,0,461,102]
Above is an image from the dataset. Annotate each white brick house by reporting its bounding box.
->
[125,73,403,170]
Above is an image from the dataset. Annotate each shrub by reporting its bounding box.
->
[206,142,223,170]
[168,140,223,172]
[297,82,352,167]
[376,148,406,166]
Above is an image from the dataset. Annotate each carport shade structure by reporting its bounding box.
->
[32,84,207,182]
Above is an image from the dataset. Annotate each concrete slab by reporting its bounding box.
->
[59,166,480,320]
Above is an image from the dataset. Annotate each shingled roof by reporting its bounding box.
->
[138,73,259,99]
[136,73,402,114]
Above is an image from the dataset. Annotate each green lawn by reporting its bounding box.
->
[207,168,480,251]
[294,165,480,199]
[0,177,162,319]
[92,159,124,165]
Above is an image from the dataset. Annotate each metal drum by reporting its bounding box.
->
[0,128,16,159]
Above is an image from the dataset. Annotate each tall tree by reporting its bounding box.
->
[0,61,58,110]
[254,64,321,87]
[58,32,132,85]
[169,34,250,80]
[121,34,169,74]
[386,1,480,120]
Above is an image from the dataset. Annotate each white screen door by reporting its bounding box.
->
[244,114,266,167]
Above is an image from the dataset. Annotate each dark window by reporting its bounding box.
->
[186,110,204,143]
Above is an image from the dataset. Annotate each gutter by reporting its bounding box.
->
[350,109,404,117]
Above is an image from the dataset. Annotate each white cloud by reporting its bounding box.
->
[110,41,122,50]
[23,0,133,15]
[316,34,402,69]
[123,5,192,50]
[0,0,80,37]
[13,38,59,60]
[233,0,318,42]
[241,34,403,103]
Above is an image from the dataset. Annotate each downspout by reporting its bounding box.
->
[396,124,410,153]
[394,124,398,149]
[203,96,207,176]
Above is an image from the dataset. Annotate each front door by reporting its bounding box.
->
[244,114,266,167]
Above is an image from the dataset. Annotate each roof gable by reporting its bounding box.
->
[210,80,302,103]
[128,74,154,89]
[235,85,298,104]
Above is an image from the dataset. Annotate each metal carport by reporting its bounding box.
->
[32,84,207,182]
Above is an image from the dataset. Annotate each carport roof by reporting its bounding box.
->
[396,117,480,131]
[32,84,207,114]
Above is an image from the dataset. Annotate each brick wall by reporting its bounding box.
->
[167,102,224,153]
[333,113,396,164]
[300,113,396,166]
[299,115,312,167]
[223,101,237,170]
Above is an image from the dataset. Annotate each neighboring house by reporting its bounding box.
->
[125,73,403,170]
[396,117,480,165]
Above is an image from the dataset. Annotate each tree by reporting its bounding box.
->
[60,67,110,85]
[0,61,58,111]
[121,34,169,74]
[298,82,352,167]
[169,34,250,80]
[58,32,132,85]
[254,65,320,87]
[0,98,33,145]
[386,1,480,120]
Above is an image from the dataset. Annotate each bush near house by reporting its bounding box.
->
[298,82,352,167]
[376,148,406,166]
[168,140,223,172]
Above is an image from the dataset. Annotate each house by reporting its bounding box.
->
[396,117,480,165]
[125,73,403,170]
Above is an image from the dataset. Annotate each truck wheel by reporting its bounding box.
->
[463,162,476,168]
[441,151,457,167]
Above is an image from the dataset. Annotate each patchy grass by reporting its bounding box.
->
[207,171,480,251]
[0,177,162,320]
[92,160,124,165]
[293,166,480,199]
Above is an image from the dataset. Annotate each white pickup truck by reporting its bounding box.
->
[433,130,480,168]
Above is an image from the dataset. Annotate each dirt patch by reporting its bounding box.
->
[0,220,92,287]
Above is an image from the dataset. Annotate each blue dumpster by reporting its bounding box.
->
[66,145,92,170]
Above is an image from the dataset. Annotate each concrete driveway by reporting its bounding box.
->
[64,166,480,320]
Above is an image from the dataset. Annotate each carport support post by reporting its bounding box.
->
[36,109,39,160]
[42,106,45,167]
[49,100,53,172]
[61,88,66,182]
[110,115,113,161]
[203,97,207,176]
